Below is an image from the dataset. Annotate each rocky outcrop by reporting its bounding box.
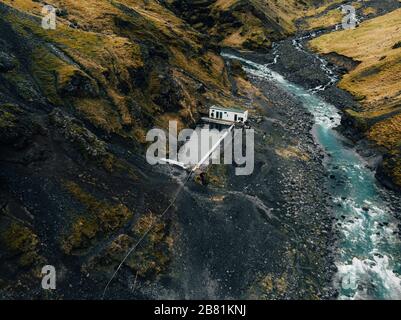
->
[323,52,361,73]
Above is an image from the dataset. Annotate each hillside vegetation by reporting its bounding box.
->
[0,0,267,297]
[163,0,338,50]
[1,0,399,298]
[300,0,401,30]
[0,0,246,137]
[310,8,401,189]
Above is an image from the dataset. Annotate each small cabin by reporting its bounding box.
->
[209,106,248,123]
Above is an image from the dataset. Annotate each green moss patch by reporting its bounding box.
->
[1,223,44,267]
[125,213,172,277]
[84,212,173,278]
[0,104,19,129]
[61,181,133,254]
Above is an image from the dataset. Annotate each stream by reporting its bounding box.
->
[222,50,401,300]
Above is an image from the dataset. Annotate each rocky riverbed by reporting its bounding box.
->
[265,33,401,233]
[256,32,401,298]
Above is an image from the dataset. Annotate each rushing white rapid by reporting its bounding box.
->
[222,52,401,300]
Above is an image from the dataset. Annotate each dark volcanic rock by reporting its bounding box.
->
[0,51,17,72]
[323,52,361,72]
[57,70,99,98]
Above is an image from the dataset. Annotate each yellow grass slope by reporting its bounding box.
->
[0,0,239,137]
[310,8,401,188]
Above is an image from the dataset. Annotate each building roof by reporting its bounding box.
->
[210,105,246,114]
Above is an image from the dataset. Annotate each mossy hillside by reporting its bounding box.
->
[105,0,232,93]
[300,0,393,31]
[83,212,173,279]
[49,109,123,172]
[0,222,45,268]
[1,68,42,103]
[301,0,345,18]
[166,0,343,51]
[368,113,401,151]
[1,0,243,139]
[309,8,401,104]
[125,213,172,277]
[382,157,401,187]
[303,7,344,30]
[0,104,19,129]
[61,216,99,255]
[4,11,141,132]
[300,0,362,30]
[206,163,228,188]
[0,103,41,146]
[62,181,133,254]
[1,4,134,129]
[369,114,401,186]
[65,181,133,232]
[218,10,275,50]
[0,1,266,284]
[30,47,80,106]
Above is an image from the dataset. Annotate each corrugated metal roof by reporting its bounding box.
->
[210,105,246,113]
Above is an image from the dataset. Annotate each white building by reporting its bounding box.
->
[209,106,248,123]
